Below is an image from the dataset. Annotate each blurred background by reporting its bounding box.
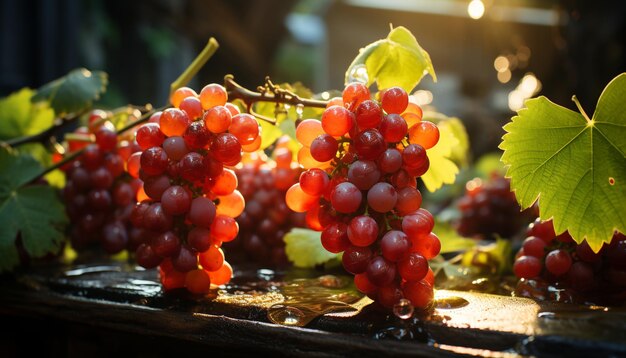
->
[1,0,625,158]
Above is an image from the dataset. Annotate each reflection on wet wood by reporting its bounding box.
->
[1,260,625,357]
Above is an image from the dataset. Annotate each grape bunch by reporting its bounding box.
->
[455,174,536,240]
[224,145,306,266]
[514,218,626,304]
[128,85,258,294]
[286,83,441,310]
[62,110,143,254]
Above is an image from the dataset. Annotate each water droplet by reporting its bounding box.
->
[256,269,275,281]
[347,64,369,84]
[267,304,306,326]
[435,296,469,309]
[393,298,414,319]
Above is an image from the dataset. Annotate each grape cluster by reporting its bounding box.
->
[62,110,142,253]
[455,175,536,240]
[129,85,258,294]
[287,83,440,310]
[225,145,305,266]
[514,218,626,303]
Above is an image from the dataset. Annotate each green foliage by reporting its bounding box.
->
[284,228,340,268]
[460,238,512,275]
[421,118,461,192]
[0,148,68,272]
[33,68,108,115]
[435,221,477,254]
[345,26,436,92]
[0,89,54,140]
[500,73,626,252]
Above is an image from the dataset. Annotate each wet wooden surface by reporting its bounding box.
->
[1,260,625,357]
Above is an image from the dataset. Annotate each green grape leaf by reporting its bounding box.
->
[500,73,626,252]
[259,120,283,151]
[345,26,436,92]
[32,68,108,115]
[0,148,68,272]
[435,221,477,254]
[18,143,65,188]
[423,112,470,166]
[284,228,339,268]
[0,88,55,140]
[421,119,461,192]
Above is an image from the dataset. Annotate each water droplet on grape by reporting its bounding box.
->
[393,298,414,319]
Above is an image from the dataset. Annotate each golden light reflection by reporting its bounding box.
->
[411,90,433,106]
[508,73,542,111]
[519,73,541,96]
[508,90,525,111]
[493,56,509,73]
[497,70,512,83]
[467,0,485,19]
[465,178,483,192]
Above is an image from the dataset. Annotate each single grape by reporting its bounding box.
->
[347,215,379,247]
[366,256,396,286]
[380,230,410,262]
[367,182,397,213]
[408,121,439,150]
[321,106,353,137]
[342,245,373,274]
[199,83,228,110]
[545,249,572,276]
[513,255,542,279]
[160,108,191,137]
[398,252,428,282]
[381,87,409,114]
[355,100,383,129]
[347,160,380,190]
[188,197,216,228]
[379,114,408,143]
[342,82,370,110]
[330,182,362,214]
[310,134,338,162]
[402,280,433,308]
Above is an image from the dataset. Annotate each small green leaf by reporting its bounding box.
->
[0,88,55,140]
[18,143,65,188]
[259,120,283,151]
[345,26,436,92]
[500,73,626,252]
[423,112,470,166]
[284,228,339,268]
[0,148,68,271]
[33,68,108,115]
[435,221,477,254]
[421,119,460,192]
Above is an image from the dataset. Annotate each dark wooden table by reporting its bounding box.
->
[1,260,625,357]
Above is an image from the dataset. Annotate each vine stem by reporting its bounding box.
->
[572,95,592,123]
[1,111,86,147]
[170,38,219,95]
[224,75,329,124]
